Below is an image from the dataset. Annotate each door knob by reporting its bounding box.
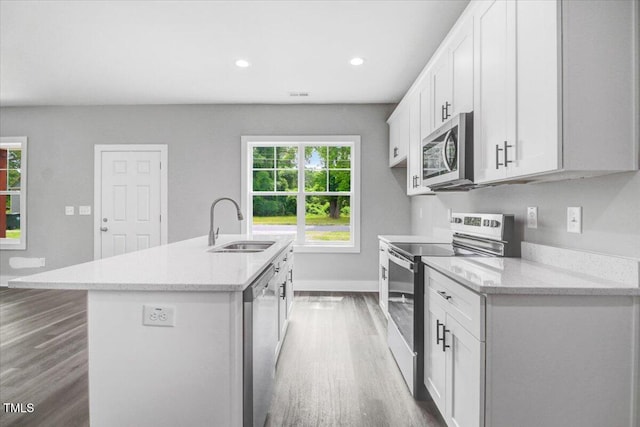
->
[100,226,108,232]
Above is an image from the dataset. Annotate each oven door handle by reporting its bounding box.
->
[387,249,415,272]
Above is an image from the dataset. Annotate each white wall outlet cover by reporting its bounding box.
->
[567,207,582,234]
[143,305,176,327]
[79,206,92,215]
[527,207,538,229]
[65,206,75,215]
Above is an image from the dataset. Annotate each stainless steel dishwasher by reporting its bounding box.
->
[243,264,277,427]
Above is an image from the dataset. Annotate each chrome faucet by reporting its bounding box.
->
[209,197,244,246]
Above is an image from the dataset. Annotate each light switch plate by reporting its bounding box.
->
[79,206,92,215]
[527,207,538,229]
[567,207,582,234]
[65,206,75,216]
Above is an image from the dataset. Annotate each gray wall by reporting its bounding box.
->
[411,171,640,259]
[0,104,412,284]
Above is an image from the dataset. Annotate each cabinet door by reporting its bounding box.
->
[407,92,424,195]
[420,71,433,141]
[445,315,484,427]
[450,18,474,117]
[510,0,559,178]
[425,296,447,414]
[473,0,516,183]
[431,51,451,129]
[378,243,389,316]
[389,104,409,167]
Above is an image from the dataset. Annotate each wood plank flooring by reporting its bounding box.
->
[0,288,445,427]
[267,292,446,427]
[0,287,89,427]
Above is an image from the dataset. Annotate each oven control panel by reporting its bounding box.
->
[450,213,514,241]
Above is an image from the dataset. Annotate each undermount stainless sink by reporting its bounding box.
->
[208,241,275,253]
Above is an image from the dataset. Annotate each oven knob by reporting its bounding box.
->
[483,219,490,226]
[490,220,501,227]
[451,217,462,224]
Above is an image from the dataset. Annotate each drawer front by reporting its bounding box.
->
[427,268,485,341]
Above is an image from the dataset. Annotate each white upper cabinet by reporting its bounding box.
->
[474,0,638,184]
[430,17,474,131]
[473,0,517,183]
[388,101,410,167]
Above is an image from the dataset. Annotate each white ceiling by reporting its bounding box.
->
[0,0,469,106]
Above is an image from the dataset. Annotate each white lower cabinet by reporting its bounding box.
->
[424,265,639,427]
[276,244,294,361]
[426,270,485,427]
[378,240,389,317]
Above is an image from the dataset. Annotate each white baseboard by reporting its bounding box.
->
[294,280,377,292]
[0,275,17,287]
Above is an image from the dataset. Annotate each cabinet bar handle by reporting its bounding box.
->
[436,319,444,345]
[280,282,286,300]
[442,327,451,352]
[381,266,387,280]
[495,144,504,169]
[504,141,514,166]
[437,290,452,301]
[393,147,399,158]
[441,104,446,122]
[444,101,451,119]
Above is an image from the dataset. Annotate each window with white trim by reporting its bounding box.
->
[242,136,360,253]
[0,137,27,250]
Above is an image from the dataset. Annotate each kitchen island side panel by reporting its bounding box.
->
[485,294,638,427]
[87,290,243,427]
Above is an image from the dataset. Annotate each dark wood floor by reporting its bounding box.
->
[0,288,445,427]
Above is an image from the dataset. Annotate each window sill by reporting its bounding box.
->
[293,244,360,254]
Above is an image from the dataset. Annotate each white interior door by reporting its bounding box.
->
[96,148,166,258]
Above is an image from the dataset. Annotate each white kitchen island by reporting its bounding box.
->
[9,235,294,427]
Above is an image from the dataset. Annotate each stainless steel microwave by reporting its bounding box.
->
[421,112,474,191]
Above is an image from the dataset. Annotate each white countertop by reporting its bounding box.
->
[8,235,293,292]
[422,256,640,296]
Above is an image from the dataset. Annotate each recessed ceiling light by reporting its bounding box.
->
[235,59,250,68]
[350,57,365,66]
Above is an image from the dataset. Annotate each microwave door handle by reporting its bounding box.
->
[441,130,455,172]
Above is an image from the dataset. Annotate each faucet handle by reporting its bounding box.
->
[215,227,220,238]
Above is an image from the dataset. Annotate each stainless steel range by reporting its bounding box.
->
[386,213,516,398]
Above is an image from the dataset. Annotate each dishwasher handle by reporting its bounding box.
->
[244,264,276,302]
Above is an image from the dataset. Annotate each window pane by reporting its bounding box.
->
[304,146,327,169]
[305,170,327,191]
[253,170,275,191]
[276,170,298,192]
[328,146,351,169]
[328,170,350,192]
[252,196,297,238]
[305,196,350,242]
[1,194,21,240]
[276,146,297,169]
[8,169,20,190]
[253,147,275,169]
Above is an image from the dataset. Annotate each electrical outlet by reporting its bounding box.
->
[527,207,538,229]
[567,207,582,234]
[143,305,175,327]
[65,206,75,216]
[79,205,92,215]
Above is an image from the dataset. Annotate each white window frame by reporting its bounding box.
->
[0,137,28,250]
[241,135,361,253]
